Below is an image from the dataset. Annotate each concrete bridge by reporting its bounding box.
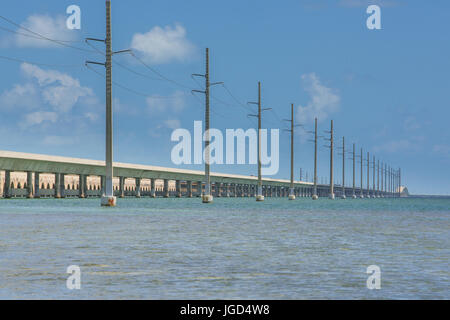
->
[0,150,401,199]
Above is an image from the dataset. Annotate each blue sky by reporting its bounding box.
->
[0,0,449,195]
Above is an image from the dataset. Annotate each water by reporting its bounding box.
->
[0,197,448,299]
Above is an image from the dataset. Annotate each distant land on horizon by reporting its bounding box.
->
[409,194,450,199]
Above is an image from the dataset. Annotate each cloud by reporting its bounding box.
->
[296,73,340,125]
[42,135,79,146]
[0,83,40,110]
[0,63,98,129]
[146,90,186,113]
[23,111,58,127]
[84,112,98,122]
[403,116,421,132]
[20,63,93,113]
[163,119,181,130]
[433,145,450,157]
[12,14,78,48]
[131,24,195,64]
[373,136,424,153]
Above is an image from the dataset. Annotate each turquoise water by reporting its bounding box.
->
[0,197,448,299]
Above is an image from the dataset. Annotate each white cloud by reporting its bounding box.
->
[13,14,78,48]
[146,90,185,113]
[373,136,424,153]
[296,73,340,125]
[131,24,195,64]
[42,135,78,146]
[433,145,450,157]
[0,83,40,110]
[84,112,98,122]
[163,119,181,130]
[23,111,58,127]
[20,63,94,113]
[403,116,421,132]
[0,63,98,129]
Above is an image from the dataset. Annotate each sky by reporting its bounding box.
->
[0,0,449,195]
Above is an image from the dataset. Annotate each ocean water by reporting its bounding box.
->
[0,197,448,300]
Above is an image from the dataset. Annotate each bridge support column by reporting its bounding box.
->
[216,183,221,198]
[176,180,181,198]
[136,178,141,198]
[26,171,33,198]
[101,176,105,196]
[197,181,202,197]
[55,173,61,198]
[164,179,169,198]
[34,172,40,199]
[187,181,193,198]
[119,177,125,198]
[60,174,66,198]
[3,170,11,198]
[150,179,156,198]
[79,174,86,198]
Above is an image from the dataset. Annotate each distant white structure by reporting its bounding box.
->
[398,186,409,197]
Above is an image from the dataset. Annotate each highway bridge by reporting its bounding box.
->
[0,150,401,199]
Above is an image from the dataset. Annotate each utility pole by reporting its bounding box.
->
[290,104,295,200]
[385,163,387,197]
[283,104,298,200]
[325,120,335,199]
[391,167,394,196]
[388,166,391,197]
[366,152,370,198]
[248,82,271,202]
[340,137,346,199]
[192,48,223,203]
[377,159,380,198]
[360,148,364,198]
[103,0,114,207]
[85,1,131,207]
[352,143,356,198]
[313,118,318,200]
[372,155,376,198]
[203,48,211,203]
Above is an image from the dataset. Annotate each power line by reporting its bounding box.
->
[129,51,193,90]
[221,83,253,112]
[0,14,97,53]
[0,25,81,43]
[0,54,81,68]
[85,63,179,99]
[113,59,163,81]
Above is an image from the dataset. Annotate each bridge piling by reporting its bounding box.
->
[26,172,33,198]
[136,178,141,198]
[34,172,40,199]
[163,179,169,198]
